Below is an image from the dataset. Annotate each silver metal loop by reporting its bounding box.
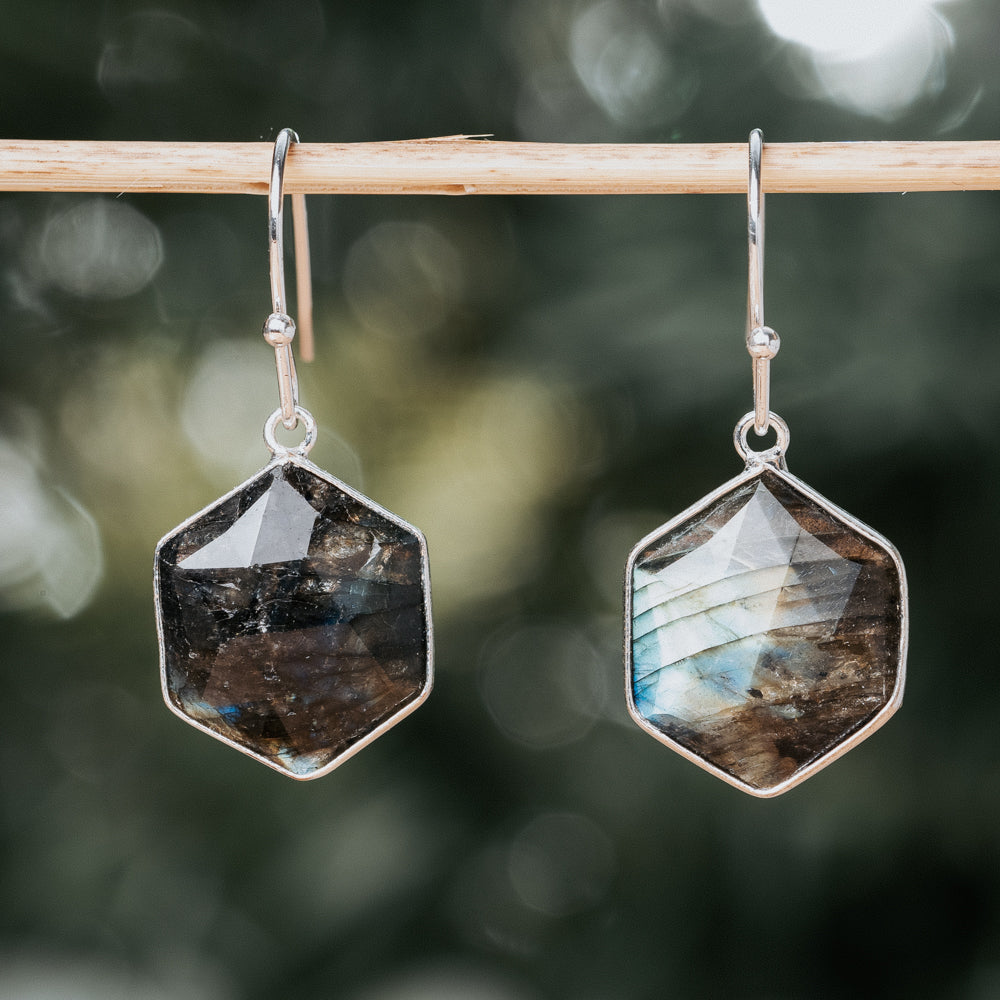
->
[734,410,789,469]
[268,128,302,430]
[746,128,777,436]
[264,405,318,457]
[747,129,764,336]
[269,129,298,316]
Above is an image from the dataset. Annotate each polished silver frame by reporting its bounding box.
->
[154,451,434,781]
[623,455,908,799]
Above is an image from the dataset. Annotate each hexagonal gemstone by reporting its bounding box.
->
[626,467,905,796]
[155,457,431,779]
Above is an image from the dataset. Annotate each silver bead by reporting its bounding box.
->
[746,325,780,360]
[263,312,296,347]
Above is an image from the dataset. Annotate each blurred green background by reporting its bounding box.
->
[3,1,1000,997]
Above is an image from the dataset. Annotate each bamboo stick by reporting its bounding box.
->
[1,138,999,195]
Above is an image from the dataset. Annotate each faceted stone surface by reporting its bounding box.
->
[155,458,430,778]
[628,468,904,793]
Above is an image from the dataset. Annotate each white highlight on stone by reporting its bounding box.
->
[632,482,860,722]
[179,475,319,569]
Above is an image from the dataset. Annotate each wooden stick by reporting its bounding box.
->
[2,138,1000,195]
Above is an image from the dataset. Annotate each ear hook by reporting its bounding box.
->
[263,128,314,431]
[745,128,780,436]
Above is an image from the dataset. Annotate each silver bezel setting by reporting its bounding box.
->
[154,452,434,781]
[623,459,908,798]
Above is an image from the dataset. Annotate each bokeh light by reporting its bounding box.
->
[181,339,276,478]
[352,961,540,1000]
[396,374,594,611]
[0,421,103,618]
[38,199,163,299]
[344,221,464,339]
[0,951,234,1000]
[479,623,608,748]
[178,336,365,490]
[756,0,958,117]
[97,11,203,95]
[569,1,698,127]
[507,811,616,916]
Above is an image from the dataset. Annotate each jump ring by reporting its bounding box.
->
[734,410,789,467]
[264,405,317,457]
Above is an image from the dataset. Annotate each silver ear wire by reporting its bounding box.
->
[264,128,313,430]
[746,128,780,436]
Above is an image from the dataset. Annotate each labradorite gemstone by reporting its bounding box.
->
[155,460,430,778]
[629,469,904,793]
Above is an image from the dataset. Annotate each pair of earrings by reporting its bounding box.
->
[154,130,907,796]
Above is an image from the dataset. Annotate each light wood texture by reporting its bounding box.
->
[1,138,1000,195]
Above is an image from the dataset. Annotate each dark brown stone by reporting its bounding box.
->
[627,467,905,794]
[155,458,431,778]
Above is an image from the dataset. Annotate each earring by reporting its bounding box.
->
[623,130,906,797]
[154,130,433,780]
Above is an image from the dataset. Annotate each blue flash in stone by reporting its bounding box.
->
[625,467,906,797]
[154,456,432,780]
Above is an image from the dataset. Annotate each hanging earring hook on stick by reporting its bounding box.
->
[746,128,779,436]
[263,128,314,430]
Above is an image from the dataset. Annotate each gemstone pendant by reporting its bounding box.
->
[624,414,906,797]
[154,451,432,780]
